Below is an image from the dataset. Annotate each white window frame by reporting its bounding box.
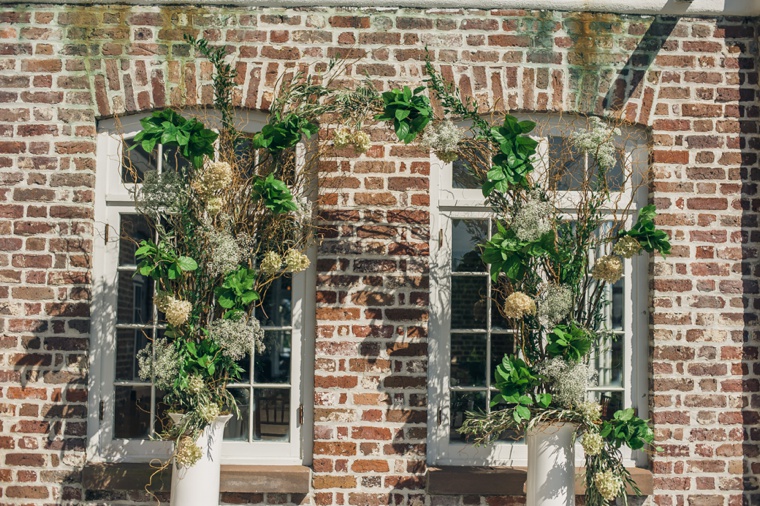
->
[427,114,650,468]
[88,111,315,465]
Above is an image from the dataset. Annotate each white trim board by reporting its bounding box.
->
[0,0,757,16]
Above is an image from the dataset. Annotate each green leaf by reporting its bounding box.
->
[176,256,198,272]
[515,405,531,421]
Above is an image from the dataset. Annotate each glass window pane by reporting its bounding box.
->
[114,385,151,439]
[256,275,292,327]
[115,329,151,381]
[449,391,487,442]
[595,335,623,387]
[162,145,192,173]
[451,276,488,330]
[451,219,487,273]
[450,333,487,387]
[122,138,157,184]
[588,390,624,421]
[611,278,624,330]
[490,334,516,380]
[119,214,153,266]
[452,159,482,190]
[548,136,585,191]
[117,270,154,324]
[224,388,251,441]
[255,331,291,384]
[254,388,290,442]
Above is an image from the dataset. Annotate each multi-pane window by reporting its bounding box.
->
[90,114,310,464]
[428,115,648,466]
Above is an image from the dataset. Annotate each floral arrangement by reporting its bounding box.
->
[373,58,670,504]
[123,39,383,478]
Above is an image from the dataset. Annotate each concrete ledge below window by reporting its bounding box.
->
[427,466,653,496]
[82,463,311,494]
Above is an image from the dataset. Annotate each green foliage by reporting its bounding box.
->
[546,324,592,361]
[483,116,538,195]
[493,356,537,402]
[482,221,553,281]
[623,204,671,256]
[131,109,218,169]
[252,113,318,154]
[253,173,299,214]
[375,86,432,144]
[185,36,238,136]
[600,408,655,450]
[134,240,198,282]
[214,266,259,310]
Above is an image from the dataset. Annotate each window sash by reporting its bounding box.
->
[428,117,649,467]
[89,116,311,465]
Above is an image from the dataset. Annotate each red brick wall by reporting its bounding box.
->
[0,5,758,506]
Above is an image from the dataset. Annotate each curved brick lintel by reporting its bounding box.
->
[82,463,311,494]
[0,0,758,16]
[427,466,654,496]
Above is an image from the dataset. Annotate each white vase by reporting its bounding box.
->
[525,421,577,506]
[169,414,232,506]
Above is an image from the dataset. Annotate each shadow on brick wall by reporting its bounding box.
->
[727,15,760,505]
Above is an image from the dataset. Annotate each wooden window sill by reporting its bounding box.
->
[426,466,653,496]
[82,463,311,494]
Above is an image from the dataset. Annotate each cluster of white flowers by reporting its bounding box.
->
[421,120,463,163]
[613,235,642,259]
[284,249,310,273]
[208,316,265,360]
[592,255,624,284]
[260,251,283,277]
[503,292,536,319]
[155,293,192,327]
[538,358,596,408]
[537,283,573,328]
[136,338,179,390]
[136,170,186,216]
[512,195,553,243]
[175,436,202,468]
[186,375,205,395]
[593,469,623,501]
[197,401,221,423]
[192,161,233,212]
[334,127,372,154]
[581,431,605,456]
[576,400,602,421]
[570,116,621,170]
[206,229,241,277]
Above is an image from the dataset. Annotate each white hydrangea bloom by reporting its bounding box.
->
[352,131,371,154]
[186,375,205,395]
[175,436,202,468]
[421,120,463,163]
[613,235,642,259]
[334,127,353,149]
[197,401,220,423]
[592,255,624,284]
[503,292,536,319]
[576,401,602,421]
[512,195,553,243]
[136,339,179,390]
[192,161,233,199]
[537,283,573,328]
[260,251,283,277]
[284,249,310,273]
[206,229,242,277]
[594,470,623,501]
[581,431,604,456]
[570,116,621,170]
[165,298,192,327]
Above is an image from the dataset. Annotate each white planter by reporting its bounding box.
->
[525,421,577,506]
[169,414,232,506]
